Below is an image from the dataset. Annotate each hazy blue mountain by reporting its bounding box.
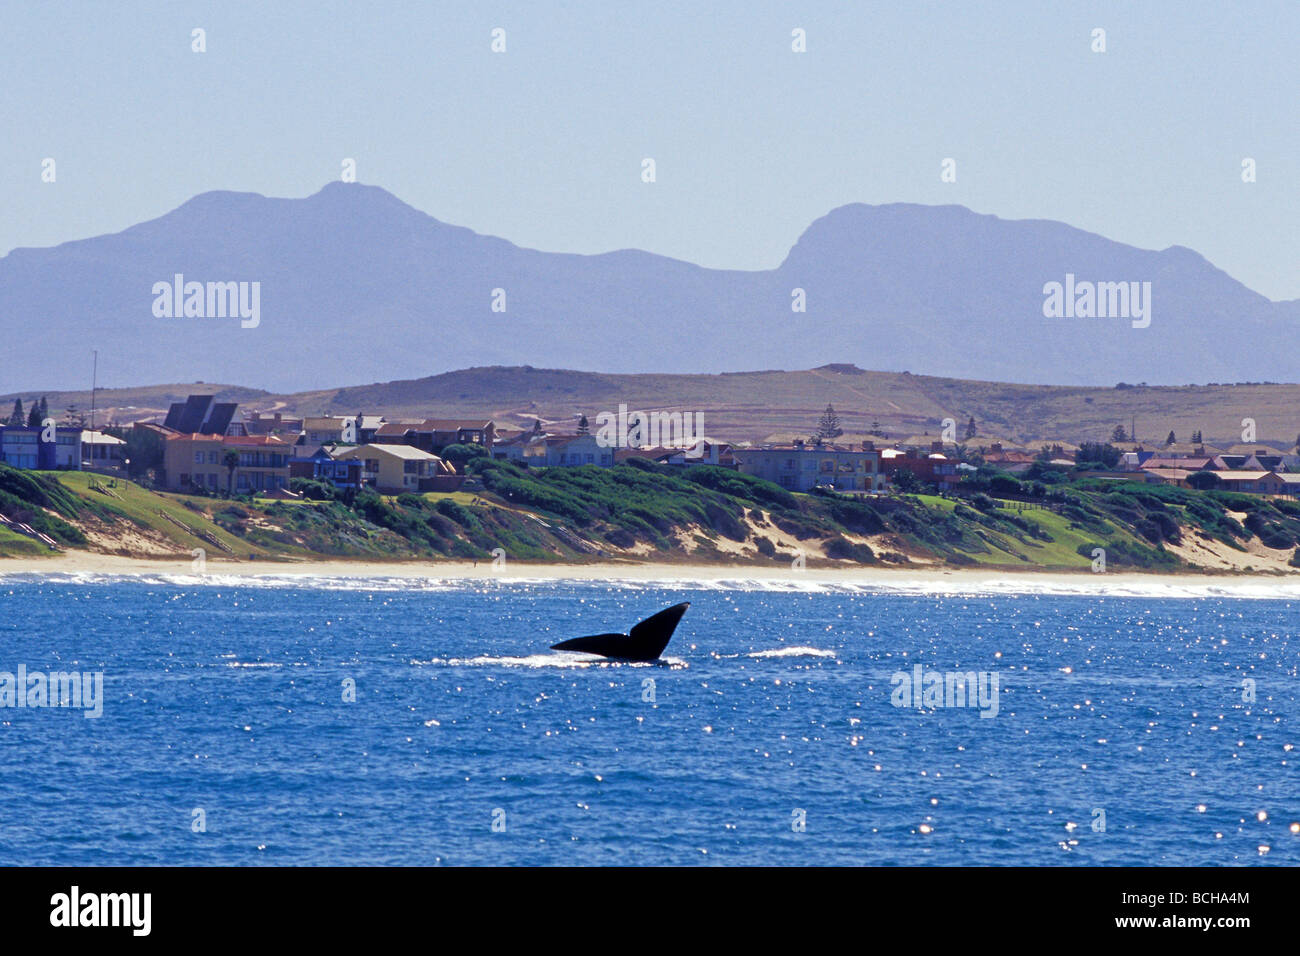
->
[2,182,1295,392]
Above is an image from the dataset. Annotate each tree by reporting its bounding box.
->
[1192,430,1203,444]
[815,405,842,442]
[7,399,23,427]
[1111,425,1128,443]
[223,450,240,495]
[1165,430,1176,446]
[1076,442,1121,470]
[964,416,977,440]
[122,426,165,479]
[889,468,922,493]
[27,399,43,428]
[1187,470,1220,491]
[441,443,488,468]
[63,404,87,429]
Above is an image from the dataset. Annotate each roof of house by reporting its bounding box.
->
[1215,470,1274,481]
[1141,456,1214,470]
[163,395,239,435]
[166,433,291,446]
[304,415,385,431]
[1223,443,1289,456]
[337,443,440,461]
[81,430,126,445]
[373,422,422,437]
[422,419,493,430]
[984,451,1036,463]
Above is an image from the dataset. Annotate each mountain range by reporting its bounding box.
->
[2,182,1295,393]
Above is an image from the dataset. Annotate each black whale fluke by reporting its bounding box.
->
[550,602,690,661]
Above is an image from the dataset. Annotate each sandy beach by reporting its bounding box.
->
[3,551,1298,597]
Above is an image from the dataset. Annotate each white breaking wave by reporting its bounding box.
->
[412,654,688,669]
[2,570,1299,601]
[746,646,838,659]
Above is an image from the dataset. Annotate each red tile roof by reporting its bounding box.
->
[167,433,291,446]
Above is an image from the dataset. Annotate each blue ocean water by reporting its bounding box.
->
[0,573,1295,866]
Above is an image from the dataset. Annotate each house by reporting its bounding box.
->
[1142,467,1195,488]
[242,412,304,438]
[423,419,495,449]
[660,440,734,467]
[982,442,1036,475]
[371,419,496,454]
[1141,456,1216,472]
[333,444,445,494]
[289,446,365,491]
[734,442,883,493]
[1213,471,1288,495]
[0,425,83,470]
[300,414,385,447]
[881,444,960,490]
[531,433,615,468]
[80,430,127,472]
[1275,473,1300,497]
[163,433,293,494]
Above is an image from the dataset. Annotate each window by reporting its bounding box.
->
[208,451,218,464]
[194,451,203,464]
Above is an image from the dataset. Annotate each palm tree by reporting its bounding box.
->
[223,450,240,495]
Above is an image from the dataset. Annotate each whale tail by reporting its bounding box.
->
[550,602,690,661]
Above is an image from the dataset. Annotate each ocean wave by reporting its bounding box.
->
[745,646,838,659]
[412,653,688,669]
[3,569,1299,601]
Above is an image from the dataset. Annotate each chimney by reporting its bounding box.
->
[991,442,1004,453]
[931,440,943,453]
[861,440,875,451]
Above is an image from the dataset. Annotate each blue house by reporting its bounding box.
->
[0,425,83,470]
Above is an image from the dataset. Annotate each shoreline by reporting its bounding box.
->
[3,552,1299,597]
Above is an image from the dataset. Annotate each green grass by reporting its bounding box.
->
[53,473,265,558]
[0,524,54,557]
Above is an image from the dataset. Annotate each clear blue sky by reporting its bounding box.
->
[4,0,1296,299]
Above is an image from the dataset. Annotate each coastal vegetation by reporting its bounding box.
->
[1,459,1298,574]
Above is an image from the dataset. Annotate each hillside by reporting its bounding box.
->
[9,364,1300,450]
[3,461,1299,576]
[3,183,1298,393]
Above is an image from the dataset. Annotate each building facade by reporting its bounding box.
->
[163,433,293,494]
[734,444,883,492]
[0,425,83,470]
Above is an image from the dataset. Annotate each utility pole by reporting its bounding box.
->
[90,350,98,432]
